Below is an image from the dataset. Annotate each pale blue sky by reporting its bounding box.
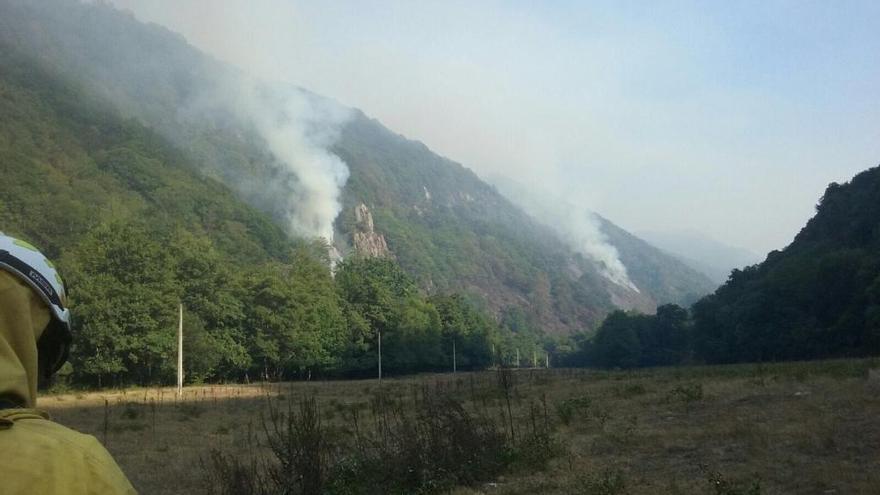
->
[111,0,879,254]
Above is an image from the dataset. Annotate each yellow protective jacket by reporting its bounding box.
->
[0,270,136,494]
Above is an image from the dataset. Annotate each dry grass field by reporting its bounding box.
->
[40,359,880,495]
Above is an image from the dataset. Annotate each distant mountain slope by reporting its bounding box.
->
[597,218,718,307]
[488,176,716,307]
[636,229,760,284]
[333,112,624,332]
[0,0,715,333]
[692,166,880,362]
[0,46,288,263]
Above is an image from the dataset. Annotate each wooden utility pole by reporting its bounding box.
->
[452,339,457,374]
[176,303,183,397]
[377,330,382,381]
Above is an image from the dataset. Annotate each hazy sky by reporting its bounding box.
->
[109,0,879,254]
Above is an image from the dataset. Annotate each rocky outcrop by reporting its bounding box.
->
[353,203,391,258]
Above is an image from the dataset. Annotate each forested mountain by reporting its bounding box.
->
[596,216,716,307]
[0,39,315,384]
[335,113,628,333]
[0,0,554,384]
[0,0,724,389]
[0,43,511,384]
[572,166,880,369]
[691,166,880,362]
[0,0,716,335]
[0,48,288,263]
[486,176,716,310]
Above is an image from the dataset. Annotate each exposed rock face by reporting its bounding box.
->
[353,203,391,258]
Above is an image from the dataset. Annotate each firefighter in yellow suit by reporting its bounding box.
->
[0,233,136,494]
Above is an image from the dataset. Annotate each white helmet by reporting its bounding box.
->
[0,233,72,375]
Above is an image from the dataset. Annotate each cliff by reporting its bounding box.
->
[352,203,391,258]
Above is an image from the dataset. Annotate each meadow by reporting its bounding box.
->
[40,359,880,495]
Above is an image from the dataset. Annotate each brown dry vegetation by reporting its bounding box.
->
[39,359,880,495]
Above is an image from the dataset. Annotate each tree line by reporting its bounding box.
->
[55,221,552,387]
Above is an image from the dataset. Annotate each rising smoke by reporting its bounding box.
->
[235,80,352,242]
[491,176,639,292]
[183,74,353,246]
[559,211,640,293]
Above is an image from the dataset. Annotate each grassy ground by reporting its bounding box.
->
[39,358,880,495]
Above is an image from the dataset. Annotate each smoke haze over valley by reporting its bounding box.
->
[635,229,762,284]
[108,0,880,256]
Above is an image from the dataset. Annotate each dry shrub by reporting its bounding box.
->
[204,377,562,495]
[330,388,509,494]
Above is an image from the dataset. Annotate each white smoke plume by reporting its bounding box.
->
[491,176,639,292]
[183,74,352,245]
[559,211,640,293]
[236,80,351,242]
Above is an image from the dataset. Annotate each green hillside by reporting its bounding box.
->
[334,113,623,332]
[692,166,880,362]
[0,56,287,263]
[569,166,880,369]
[597,215,714,308]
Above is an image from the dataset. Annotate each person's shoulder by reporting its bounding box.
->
[7,412,118,465]
[0,411,137,494]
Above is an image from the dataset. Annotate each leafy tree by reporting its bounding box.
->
[241,250,346,379]
[62,222,179,385]
[432,293,496,370]
[335,257,413,341]
[641,304,690,366]
[590,311,643,369]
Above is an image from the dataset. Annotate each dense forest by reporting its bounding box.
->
[569,166,880,368]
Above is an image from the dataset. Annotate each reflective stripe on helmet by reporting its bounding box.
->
[0,250,65,311]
